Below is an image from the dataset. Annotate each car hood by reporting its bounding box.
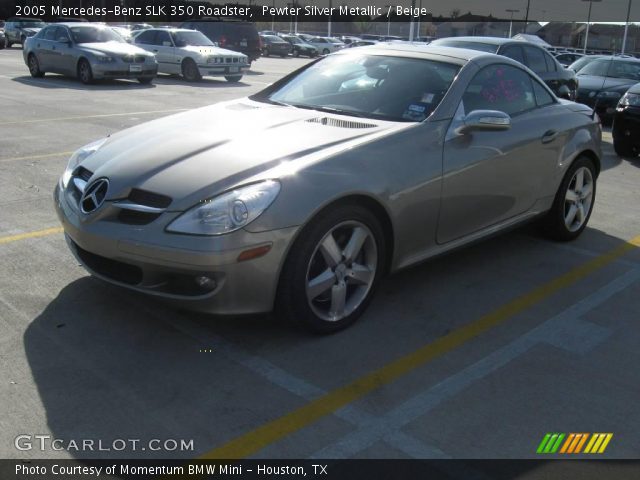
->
[78,41,151,57]
[82,100,406,210]
[180,45,244,57]
[577,74,637,92]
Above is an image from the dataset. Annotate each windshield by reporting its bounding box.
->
[253,54,460,122]
[570,56,599,72]
[285,36,302,44]
[579,59,640,80]
[433,40,498,54]
[172,31,213,47]
[18,21,46,28]
[70,26,124,44]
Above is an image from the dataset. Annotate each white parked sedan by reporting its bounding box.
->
[307,36,345,55]
[133,27,249,82]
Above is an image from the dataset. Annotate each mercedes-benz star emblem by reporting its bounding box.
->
[80,178,109,214]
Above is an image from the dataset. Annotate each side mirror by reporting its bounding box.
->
[457,110,511,134]
[557,85,571,99]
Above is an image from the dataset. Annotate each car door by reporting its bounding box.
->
[153,30,176,70]
[53,26,75,75]
[438,63,565,244]
[521,45,559,93]
[33,26,55,70]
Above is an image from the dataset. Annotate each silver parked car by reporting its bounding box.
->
[133,27,249,82]
[54,44,601,332]
[23,23,157,84]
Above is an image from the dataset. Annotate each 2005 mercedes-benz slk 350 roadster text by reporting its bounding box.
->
[54,44,602,332]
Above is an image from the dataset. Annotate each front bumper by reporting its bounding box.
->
[198,63,249,77]
[92,62,158,80]
[612,106,640,147]
[54,182,298,315]
[576,92,620,120]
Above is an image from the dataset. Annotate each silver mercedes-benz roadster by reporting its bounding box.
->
[54,44,602,332]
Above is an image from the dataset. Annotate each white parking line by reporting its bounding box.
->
[309,268,639,458]
[4,109,188,126]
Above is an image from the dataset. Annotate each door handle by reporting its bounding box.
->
[542,130,558,144]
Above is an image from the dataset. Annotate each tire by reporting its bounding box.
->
[181,58,201,82]
[293,50,299,57]
[543,156,597,242]
[137,77,153,84]
[225,75,242,82]
[0,40,5,50]
[276,204,386,333]
[6,41,12,48]
[263,48,270,57]
[322,48,330,55]
[27,53,44,78]
[280,54,286,58]
[77,59,94,84]
[613,136,638,158]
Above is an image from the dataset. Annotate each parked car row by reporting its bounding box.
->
[23,24,249,84]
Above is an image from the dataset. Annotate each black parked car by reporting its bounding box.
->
[281,35,317,57]
[567,54,606,73]
[260,35,291,57]
[181,18,261,63]
[575,56,640,123]
[4,17,46,47]
[555,52,584,68]
[612,82,640,157]
[431,37,578,100]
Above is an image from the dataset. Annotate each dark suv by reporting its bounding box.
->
[431,37,578,100]
[180,18,261,64]
[4,17,46,47]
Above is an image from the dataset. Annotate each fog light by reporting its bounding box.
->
[195,275,216,290]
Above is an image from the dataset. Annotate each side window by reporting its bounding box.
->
[462,64,537,117]
[523,46,548,74]
[543,52,557,72]
[55,27,70,43]
[501,45,525,65]
[532,79,555,107]
[155,31,172,46]
[135,30,155,45]
[43,27,56,41]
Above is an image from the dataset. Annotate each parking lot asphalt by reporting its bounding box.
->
[1,45,639,466]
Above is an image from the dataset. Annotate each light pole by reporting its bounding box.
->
[622,0,632,54]
[416,0,423,40]
[409,0,416,41]
[271,0,275,32]
[386,5,392,36]
[582,0,603,54]
[506,9,520,37]
[524,0,531,31]
[328,0,332,37]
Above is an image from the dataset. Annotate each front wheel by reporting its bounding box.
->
[543,156,597,241]
[77,59,93,84]
[27,54,44,78]
[277,204,386,333]
[181,58,202,82]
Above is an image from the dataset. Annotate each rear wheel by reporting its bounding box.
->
[137,77,153,85]
[77,59,94,84]
[27,54,44,78]
[543,156,597,241]
[322,48,330,55]
[277,204,386,333]
[181,58,201,82]
[225,75,242,82]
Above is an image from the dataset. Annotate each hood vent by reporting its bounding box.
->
[226,103,261,111]
[306,117,378,129]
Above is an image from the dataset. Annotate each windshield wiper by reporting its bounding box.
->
[287,104,368,118]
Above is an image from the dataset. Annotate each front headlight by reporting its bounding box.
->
[167,180,281,236]
[95,55,115,63]
[61,138,108,189]
[596,91,622,100]
[619,92,640,107]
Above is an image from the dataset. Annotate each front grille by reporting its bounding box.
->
[122,55,146,64]
[117,210,161,225]
[74,241,143,286]
[128,189,172,208]
[76,167,93,181]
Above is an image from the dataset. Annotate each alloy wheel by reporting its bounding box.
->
[305,221,378,322]
[564,166,594,232]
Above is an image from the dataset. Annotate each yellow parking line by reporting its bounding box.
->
[3,108,187,126]
[0,151,73,163]
[202,234,640,459]
[0,227,63,245]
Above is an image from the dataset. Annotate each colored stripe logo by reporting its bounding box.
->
[537,433,613,454]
